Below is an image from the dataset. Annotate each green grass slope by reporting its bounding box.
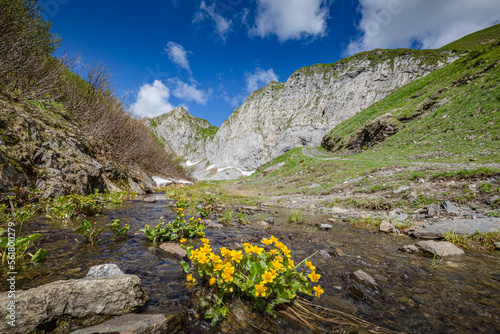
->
[321,25,500,164]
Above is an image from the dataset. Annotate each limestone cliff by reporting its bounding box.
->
[144,106,218,163]
[151,48,459,180]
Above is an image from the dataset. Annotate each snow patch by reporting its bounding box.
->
[186,160,203,166]
[205,164,216,171]
[152,176,172,187]
[217,166,255,176]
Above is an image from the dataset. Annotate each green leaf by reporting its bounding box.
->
[180,261,190,273]
[31,248,46,262]
[220,306,228,317]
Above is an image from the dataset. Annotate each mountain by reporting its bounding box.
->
[150,49,458,180]
[321,24,500,160]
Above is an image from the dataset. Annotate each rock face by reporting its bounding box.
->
[0,275,148,334]
[144,106,218,163]
[147,49,457,179]
[0,100,155,197]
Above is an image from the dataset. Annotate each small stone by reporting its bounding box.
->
[319,249,332,258]
[204,220,223,229]
[379,220,396,233]
[494,242,500,250]
[334,248,346,257]
[327,218,338,223]
[266,217,275,224]
[426,204,439,217]
[407,191,418,203]
[393,186,409,194]
[257,221,270,228]
[159,243,187,258]
[143,196,156,203]
[319,223,332,231]
[349,269,379,290]
[441,201,460,215]
[418,178,425,183]
[86,264,125,278]
[400,244,419,253]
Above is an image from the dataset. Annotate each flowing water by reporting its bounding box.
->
[1,194,499,333]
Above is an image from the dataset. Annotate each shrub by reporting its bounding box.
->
[287,209,303,223]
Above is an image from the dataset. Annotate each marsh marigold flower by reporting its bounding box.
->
[270,236,279,243]
[209,277,217,285]
[305,260,316,271]
[308,271,321,282]
[255,283,267,297]
[180,238,187,243]
[314,285,324,297]
[261,238,273,246]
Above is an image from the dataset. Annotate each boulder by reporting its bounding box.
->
[415,240,464,257]
[349,270,379,291]
[319,223,333,231]
[426,204,439,218]
[379,220,396,233]
[411,218,500,239]
[159,243,187,258]
[393,186,409,194]
[86,263,125,278]
[0,275,147,334]
[441,201,460,215]
[71,313,182,334]
[143,196,157,203]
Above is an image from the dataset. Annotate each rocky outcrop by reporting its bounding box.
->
[0,275,147,334]
[144,106,218,162]
[0,99,155,197]
[149,49,458,179]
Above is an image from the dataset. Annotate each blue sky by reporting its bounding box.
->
[44,0,500,126]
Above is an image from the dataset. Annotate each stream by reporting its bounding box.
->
[1,194,499,333]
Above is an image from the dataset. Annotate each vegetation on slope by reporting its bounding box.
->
[321,25,500,164]
[0,0,188,180]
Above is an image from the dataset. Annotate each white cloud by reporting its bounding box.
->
[168,78,210,105]
[193,1,233,42]
[244,68,279,92]
[346,0,500,55]
[165,41,191,72]
[250,0,330,42]
[131,80,175,118]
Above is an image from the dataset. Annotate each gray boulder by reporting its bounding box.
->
[401,240,464,257]
[441,201,460,215]
[426,204,439,217]
[411,218,500,239]
[71,313,182,334]
[159,243,187,258]
[86,263,125,278]
[0,275,147,334]
[379,220,396,233]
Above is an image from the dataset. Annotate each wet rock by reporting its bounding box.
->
[257,220,270,228]
[159,243,187,258]
[204,220,223,229]
[426,204,439,218]
[0,275,147,334]
[393,186,409,194]
[266,217,275,224]
[349,270,379,290]
[411,218,500,239]
[143,196,156,203]
[415,240,464,257]
[441,201,460,215]
[379,220,396,233]
[319,249,332,258]
[71,313,181,334]
[86,264,125,278]
[319,223,332,231]
[334,248,346,257]
[399,244,420,253]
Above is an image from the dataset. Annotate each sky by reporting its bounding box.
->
[43,0,500,127]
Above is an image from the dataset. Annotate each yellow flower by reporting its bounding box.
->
[313,285,324,297]
[201,238,210,244]
[253,247,264,255]
[305,260,316,271]
[220,247,231,258]
[308,271,321,283]
[186,274,196,283]
[213,263,223,271]
[231,250,243,263]
[269,249,278,255]
[261,238,273,246]
[262,270,276,284]
[255,283,267,297]
[276,255,283,262]
[272,260,284,271]
[288,260,295,269]
[209,253,221,263]
[198,218,202,221]
[190,217,194,221]
[209,277,217,285]
[180,238,187,243]
[178,207,183,211]
[270,236,279,244]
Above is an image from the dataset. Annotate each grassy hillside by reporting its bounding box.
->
[321,25,500,164]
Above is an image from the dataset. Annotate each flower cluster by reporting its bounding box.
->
[180,236,323,323]
[140,200,205,242]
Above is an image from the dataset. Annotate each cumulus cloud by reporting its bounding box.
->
[346,0,500,55]
[165,41,191,72]
[193,1,233,42]
[168,78,210,105]
[244,68,279,92]
[131,80,175,118]
[250,0,330,42]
